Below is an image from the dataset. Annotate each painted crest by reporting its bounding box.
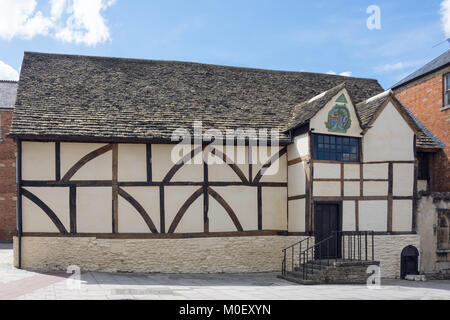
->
[325,94,352,133]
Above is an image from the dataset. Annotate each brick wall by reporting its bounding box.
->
[0,109,16,241]
[394,66,450,191]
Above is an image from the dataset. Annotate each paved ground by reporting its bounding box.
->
[1,243,449,300]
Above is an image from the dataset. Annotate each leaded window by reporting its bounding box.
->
[312,134,360,162]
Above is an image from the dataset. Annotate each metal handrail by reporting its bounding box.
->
[281,236,313,276]
[281,231,375,280]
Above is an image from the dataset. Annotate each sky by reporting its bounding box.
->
[0,0,450,89]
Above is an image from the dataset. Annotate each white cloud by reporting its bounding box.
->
[0,61,19,81]
[0,0,53,40]
[326,70,352,77]
[441,0,450,37]
[55,0,115,46]
[0,0,115,46]
[374,60,424,73]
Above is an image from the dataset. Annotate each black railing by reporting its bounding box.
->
[281,231,375,280]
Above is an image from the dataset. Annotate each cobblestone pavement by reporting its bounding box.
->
[1,244,449,300]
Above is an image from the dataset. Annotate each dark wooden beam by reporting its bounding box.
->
[55,142,60,181]
[387,163,393,232]
[112,144,119,233]
[69,185,76,234]
[159,185,165,233]
[257,185,262,230]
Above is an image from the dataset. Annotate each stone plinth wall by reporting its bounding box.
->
[14,234,419,278]
[14,236,304,273]
[321,261,380,284]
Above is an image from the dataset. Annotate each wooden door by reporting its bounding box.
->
[314,203,341,259]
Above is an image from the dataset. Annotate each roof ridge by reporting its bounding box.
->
[24,51,380,81]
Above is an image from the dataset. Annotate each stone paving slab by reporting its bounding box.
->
[1,244,450,300]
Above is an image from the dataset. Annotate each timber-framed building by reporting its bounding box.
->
[8,52,444,278]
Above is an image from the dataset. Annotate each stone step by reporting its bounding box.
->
[281,260,380,285]
[277,275,321,285]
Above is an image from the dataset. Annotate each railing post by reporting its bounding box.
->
[291,247,294,272]
[283,249,286,275]
[359,233,361,261]
[303,252,306,280]
[372,231,375,261]
[365,232,368,261]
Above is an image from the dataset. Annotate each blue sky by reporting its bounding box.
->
[0,0,449,88]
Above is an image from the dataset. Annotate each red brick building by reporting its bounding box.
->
[393,50,449,192]
[0,80,17,241]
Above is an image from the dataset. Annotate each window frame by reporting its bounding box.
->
[311,133,361,163]
[444,73,450,108]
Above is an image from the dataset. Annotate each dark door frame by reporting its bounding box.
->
[314,201,343,259]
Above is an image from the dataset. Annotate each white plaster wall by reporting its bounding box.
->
[313,163,340,179]
[288,162,306,197]
[359,201,387,232]
[344,182,360,197]
[61,143,111,181]
[393,163,414,197]
[152,145,203,182]
[118,187,160,233]
[249,146,287,183]
[77,187,112,233]
[342,201,356,231]
[363,163,388,179]
[287,133,309,160]
[288,199,306,232]
[363,181,388,196]
[22,142,55,180]
[363,102,415,162]
[164,186,203,233]
[22,187,70,233]
[208,146,249,182]
[208,195,240,232]
[211,186,258,231]
[262,187,287,230]
[344,164,360,179]
[118,144,147,182]
[309,89,362,137]
[259,153,287,183]
[392,200,413,232]
[313,181,340,197]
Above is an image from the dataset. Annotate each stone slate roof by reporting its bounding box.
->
[286,83,348,131]
[10,52,384,142]
[0,80,18,109]
[392,49,450,89]
[356,91,444,150]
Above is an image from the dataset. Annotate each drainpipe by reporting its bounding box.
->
[15,138,22,269]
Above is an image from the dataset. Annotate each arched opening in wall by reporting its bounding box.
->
[400,245,419,279]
